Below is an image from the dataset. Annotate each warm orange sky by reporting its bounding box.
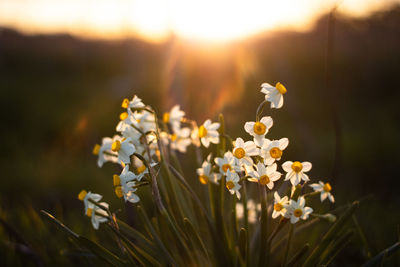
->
[0,0,398,42]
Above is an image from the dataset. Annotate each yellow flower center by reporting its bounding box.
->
[78,190,87,201]
[274,203,283,211]
[137,165,146,174]
[259,175,270,185]
[92,144,100,155]
[253,122,266,135]
[226,181,235,190]
[163,112,170,123]
[111,140,121,152]
[234,147,245,159]
[198,125,208,138]
[269,147,282,159]
[291,161,303,173]
[115,186,123,198]
[222,164,232,173]
[323,183,332,192]
[113,174,120,186]
[120,112,128,121]
[86,208,93,217]
[275,82,287,95]
[293,208,303,217]
[171,133,178,142]
[199,175,209,184]
[121,98,130,108]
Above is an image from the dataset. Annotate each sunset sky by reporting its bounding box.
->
[0,0,398,42]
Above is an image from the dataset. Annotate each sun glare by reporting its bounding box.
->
[0,0,398,42]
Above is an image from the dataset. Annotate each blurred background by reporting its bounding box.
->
[0,0,399,265]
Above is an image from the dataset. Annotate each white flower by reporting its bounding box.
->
[111,137,136,164]
[244,116,273,147]
[197,154,221,184]
[78,190,102,215]
[282,161,312,186]
[170,127,192,153]
[132,156,149,179]
[284,197,313,224]
[272,192,289,219]
[248,162,281,190]
[114,166,140,203]
[236,199,261,223]
[163,105,185,132]
[132,110,156,133]
[90,202,109,230]
[225,170,241,199]
[122,95,145,109]
[232,138,259,167]
[309,181,335,203]
[260,138,289,165]
[261,82,287,109]
[214,151,240,175]
[197,119,220,148]
[93,136,119,167]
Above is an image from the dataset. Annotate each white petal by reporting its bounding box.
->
[279,138,289,150]
[244,122,255,135]
[282,161,293,172]
[302,162,312,172]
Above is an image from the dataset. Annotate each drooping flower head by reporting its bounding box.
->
[309,181,335,203]
[261,82,287,109]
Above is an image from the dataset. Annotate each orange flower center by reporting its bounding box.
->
[291,161,303,173]
[199,175,209,184]
[234,148,245,159]
[222,164,232,173]
[226,181,235,190]
[92,144,100,155]
[253,122,266,135]
[111,140,121,152]
[294,208,303,217]
[121,98,130,108]
[269,147,282,159]
[274,203,283,211]
[323,183,332,192]
[198,125,208,138]
[259,175,270,185]
[275,82,287,94]
[163,112,170,123]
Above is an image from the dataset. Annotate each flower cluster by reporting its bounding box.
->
[80,81,335,230]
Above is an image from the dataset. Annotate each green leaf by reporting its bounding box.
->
[319,230,353,265]
[286,243,310,266]
[303,201,359,267]
[361,242,400,267]
[183,218,210,261]
[77,236,126,266]
[239,228,248,265]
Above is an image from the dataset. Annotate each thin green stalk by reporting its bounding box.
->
[282,224,294,267]
[259,186,268,267]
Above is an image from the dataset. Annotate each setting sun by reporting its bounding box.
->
[0,0,398,41]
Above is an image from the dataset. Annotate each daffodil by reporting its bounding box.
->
[284,197,313,224]
[232,137,259,167]
[197,119,220,148]
[114,166,140,203]
[78,190,102,216]
[225,170,241,199]
[93,136,119,167]
[261,82,287,109]
[170,127,192,153]
[163,105,185,132]
[90,202,109,230]
[309,181,335,203]
[121,95,145,109]
[214,151,240,175]
[272,192,289,219]
[260,138,289,165]
[282,161,312,186]
[197,154,221,184]
[244,116,273,147]
[110,137,136,164]
[248,162,281,189]
[132,110,157,133]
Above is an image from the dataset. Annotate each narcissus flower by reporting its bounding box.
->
[284,197,313,224]
[215,151,240,175]
[196,154,221,184]
[89,203,109,230]
[170,127,192,153]
[261,138,289,165]
[272,192,289,219]
[78,190,102,216]
[244,116,273,147]
[196,119,220,148]
[282,161,312,186]
[225,170,241,199]
[111,137,136,164]
[122,95,145,109]
[248,162,281,190]
[93,136,119,167]
[163,105,185,132]
[309,181,335,203]
[232,137,259,167]
[261,82,287,109]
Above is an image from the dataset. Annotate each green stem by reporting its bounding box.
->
[282,224,294,267]
[259,186,268,267]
